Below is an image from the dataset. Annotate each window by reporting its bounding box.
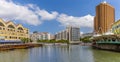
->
[5,36,7,38]
[112,39,116,42]
[3,28,5,30]
[9,36,11,39]
[0,22,5,26]
[26,32,28,34]
[18,27,23,30]
[0,27,2,30]
[8,25,15,29]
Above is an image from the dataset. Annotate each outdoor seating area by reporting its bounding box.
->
[0,40,23,44]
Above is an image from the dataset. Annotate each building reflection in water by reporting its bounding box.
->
[0,49,29,62]
[0,45,95,62]
[28,45,94,62]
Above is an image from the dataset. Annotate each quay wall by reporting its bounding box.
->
[92,43,120,51]
[0,43,43,51]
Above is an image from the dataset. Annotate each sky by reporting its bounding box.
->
[0,0,120,34]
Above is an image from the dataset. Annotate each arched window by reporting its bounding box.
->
[0,22,5,26]
[8,25,15,29]
[18,27,23,30]
[0,27,2,30]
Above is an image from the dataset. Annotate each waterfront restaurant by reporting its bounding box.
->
[92,35,120,44]
[0,18,29,41]
[0,40,23,44]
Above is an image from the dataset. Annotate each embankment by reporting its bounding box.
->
[0,43,43,51]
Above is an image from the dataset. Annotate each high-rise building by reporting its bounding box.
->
[94,1,115,34]
[55,26,80,43]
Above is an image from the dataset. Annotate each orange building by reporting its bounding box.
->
[94,1,115,34]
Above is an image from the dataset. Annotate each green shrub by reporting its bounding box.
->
[80,36,92,43]
[21,38,32,43]
[37,39,69,43]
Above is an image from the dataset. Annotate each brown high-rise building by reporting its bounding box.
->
[94,1,115,34]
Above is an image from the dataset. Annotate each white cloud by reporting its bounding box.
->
[0,0,40,26]
[57,14,94,28]
[0,0,94,33]
[36,9,58,21]
[80,32,84,35]
[0,0,58,26]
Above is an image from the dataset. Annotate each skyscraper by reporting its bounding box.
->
[94,1,115,34]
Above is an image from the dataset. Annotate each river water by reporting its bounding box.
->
[0,45,120,62]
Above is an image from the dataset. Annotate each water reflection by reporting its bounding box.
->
[28,45,94,62]
[0,49,29,62]
[93,49,120,62]
[1,45,120,62]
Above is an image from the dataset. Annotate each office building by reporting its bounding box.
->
[94,1,115,34]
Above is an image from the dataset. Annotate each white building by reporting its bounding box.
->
[30,32,53,42]
[55,26,80,43]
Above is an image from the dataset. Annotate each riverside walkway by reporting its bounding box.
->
[0,43,43,51]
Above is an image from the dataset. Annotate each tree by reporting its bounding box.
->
[80,36,92,43]
[37,39,69,43]
[33,31,38,33]
[21,38,32,43]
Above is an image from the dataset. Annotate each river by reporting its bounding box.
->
[0,45,120,62]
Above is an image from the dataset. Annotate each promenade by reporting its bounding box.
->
[0,43,43,51]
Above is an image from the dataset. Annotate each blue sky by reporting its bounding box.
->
[0,0,120,34]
